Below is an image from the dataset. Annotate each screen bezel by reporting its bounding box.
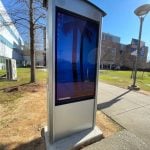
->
[55,7,100,106]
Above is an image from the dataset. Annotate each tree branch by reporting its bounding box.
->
[33,14,46,24]
[14,16,30,22]
[15,22,29,29]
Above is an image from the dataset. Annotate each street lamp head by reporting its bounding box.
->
[134,4,150,16]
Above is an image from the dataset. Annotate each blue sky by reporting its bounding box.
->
[90,0,150,61]
[2,0,150,60]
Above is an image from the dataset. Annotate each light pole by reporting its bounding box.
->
[130,4,150,90]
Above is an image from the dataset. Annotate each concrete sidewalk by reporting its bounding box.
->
[84,82,150,150]
[83,130,149,150]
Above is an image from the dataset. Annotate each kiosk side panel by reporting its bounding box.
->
[47,0,55,143]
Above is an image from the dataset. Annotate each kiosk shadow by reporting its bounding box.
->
[0,137,45,150]
[97,90,131,110]
[0,129,97,150]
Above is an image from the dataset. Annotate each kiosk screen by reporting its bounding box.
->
[55,8,99,105]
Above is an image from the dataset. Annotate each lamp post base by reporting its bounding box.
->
[128,85,140,90]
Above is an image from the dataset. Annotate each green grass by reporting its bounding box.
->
[99,70,150,92]
[1,68,149,105]
[0,68,47,89]
[0,68,47,105]
[0,69,5,77]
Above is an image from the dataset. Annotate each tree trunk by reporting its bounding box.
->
[30,0,35,83]
[72,27,78,82]
[80,34,84,81]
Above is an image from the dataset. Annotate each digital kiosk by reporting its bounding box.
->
[44,0,106,149]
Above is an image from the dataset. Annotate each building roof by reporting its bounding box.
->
[43,0,106,16]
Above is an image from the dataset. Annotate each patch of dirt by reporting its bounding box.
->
[138,90,150,96]
[0,83,123,150]
[19,83,43,93]
[0,84,47,150]
[96,111,123,138]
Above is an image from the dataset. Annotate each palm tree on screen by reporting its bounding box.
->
[79,25,92,81]
[63,20,84,82]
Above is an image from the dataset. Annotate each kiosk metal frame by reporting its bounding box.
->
[46,0,106,144]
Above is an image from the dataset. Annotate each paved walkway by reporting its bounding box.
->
[83,130,149,150]
[84,82,150,150]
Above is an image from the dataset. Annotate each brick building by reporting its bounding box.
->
[124,39,148,69]
[145,61,150,70]
[100,33,148,70]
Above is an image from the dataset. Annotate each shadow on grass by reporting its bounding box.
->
[0,137,45,150]
[0,78,7,82]
[0,82,30,91]
[97,90,132,110]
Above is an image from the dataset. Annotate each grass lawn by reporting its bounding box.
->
[99,70,150,92]
[0,68,47,105]
[0,69,5,76]
[1,68,149,105]
[0,68,47,89]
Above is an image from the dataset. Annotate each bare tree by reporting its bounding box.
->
[1,0,46,83]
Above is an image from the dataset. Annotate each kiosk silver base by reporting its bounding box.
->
[44,126,103,150]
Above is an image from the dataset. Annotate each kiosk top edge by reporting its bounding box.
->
[43,0,106,17]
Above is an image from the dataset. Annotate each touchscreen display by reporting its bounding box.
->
[55,7,99,105]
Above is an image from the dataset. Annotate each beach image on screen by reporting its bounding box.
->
[55,8,99,105]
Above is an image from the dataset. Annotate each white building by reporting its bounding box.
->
[23,49,46,67]
[0,0,24,69]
